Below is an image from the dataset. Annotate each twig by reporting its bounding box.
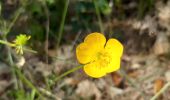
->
[150,82,170,100]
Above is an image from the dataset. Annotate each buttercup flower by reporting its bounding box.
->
[76,32,123,78]
[13,34,31,55]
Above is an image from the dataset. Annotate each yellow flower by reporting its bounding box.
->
[76,32,123,78]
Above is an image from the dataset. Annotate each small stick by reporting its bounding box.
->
[150,82,170,100]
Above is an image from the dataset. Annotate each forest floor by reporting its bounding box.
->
[0,0,170,100]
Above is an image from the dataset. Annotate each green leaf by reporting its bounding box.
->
[46,0,55,4]
[9,89,32,100]
[31,89,36,100]
[96,0,112,15]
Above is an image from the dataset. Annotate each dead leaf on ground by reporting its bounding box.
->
[154,78,164,94]
[76,80,101,100]
[111,72,126,89]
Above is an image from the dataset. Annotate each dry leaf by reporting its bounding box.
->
[153,33,170,55]
[64,78,79,86]
[111,72,125,89]
[76,80,101,100]
[127,69,139,78]
[154,78,164,94]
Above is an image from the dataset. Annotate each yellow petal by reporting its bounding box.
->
[105,39,123,57]
[83,62,106,78]
[84,32,106,50]
[76,32,106,64]
[104,57,121,73]
[76,43,96,64]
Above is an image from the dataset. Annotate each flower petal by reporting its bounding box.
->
[84,32,106,50]
[83,62,106,78]
[76,32,106,64]
[105,57,121,73]
[105,39,123,57]
[76,43,95,64]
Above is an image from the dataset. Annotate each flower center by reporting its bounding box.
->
[94,49,112,68]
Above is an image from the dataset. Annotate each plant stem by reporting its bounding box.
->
[39,87,61,99]
[5,8,23,36]
[0,0,28,92]
[41,1,50,64]
[2,40,44,98]
[2,1,24,88]
[150,82,170,100]
[51,65,83,86]
[0,0,45,99]
[23,47,37,53]
[0,40,14,46]
[57,0,69,48]
[93,0,104,33]
[41,1,51,90]
[31,89,36,100]
[15,67,44,99]
[2,37,19,89]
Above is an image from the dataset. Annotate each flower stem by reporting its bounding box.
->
[0,40,15,47]
[39,87,60,99]
[2,37,19,89]
[51,65,83,86]
[4,7,23,36]
[150,82,170,100]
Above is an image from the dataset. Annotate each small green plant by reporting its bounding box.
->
[9,89,36,100]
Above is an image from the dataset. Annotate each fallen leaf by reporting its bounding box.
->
[127,69,139,78]
[154,78,164,94]
[111,72,125,89]
[76,80,101,100]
